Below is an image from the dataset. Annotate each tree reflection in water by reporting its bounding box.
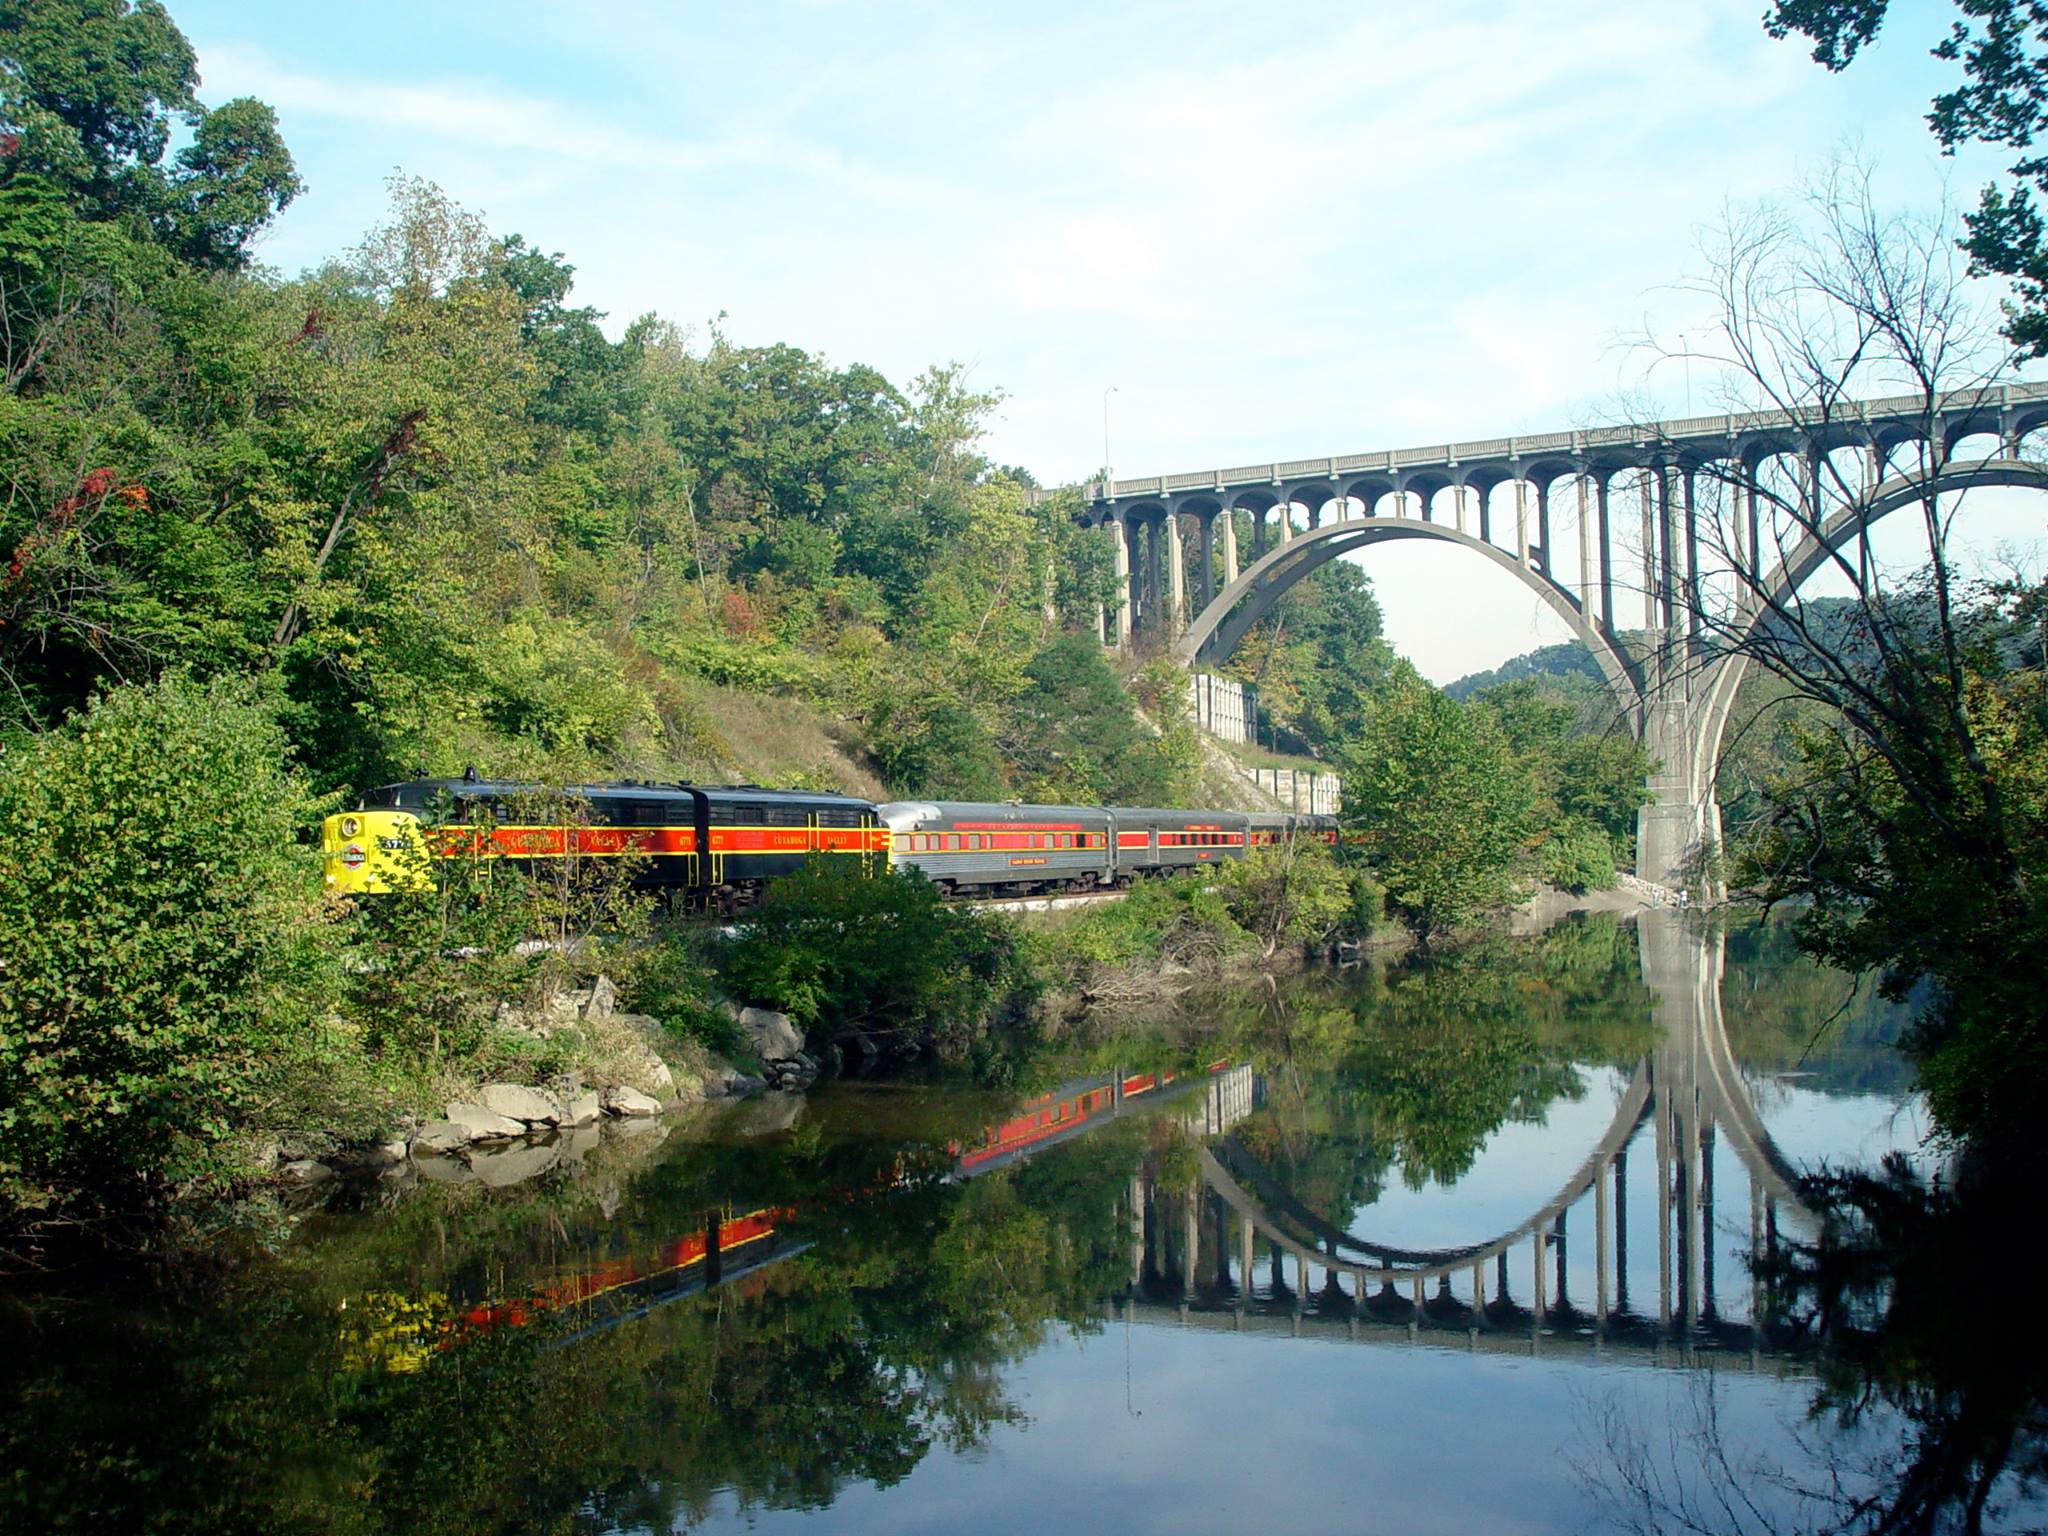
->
[1584,1138,2047,1533]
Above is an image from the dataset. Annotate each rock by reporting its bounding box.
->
[732,1092,805,1137]
[469,1139,562,1188]
[583,974,618,1023]
[602,1084,663,1118]
[725,1071,767,1098]
[412,1151,476,1184]
[612,1117,669,1144]
[412,1120,472,1156]
[563,1091,603,1127]
[279,1158,334,1184]
[444,1101,526,1143]
[335,1138,410,1169]
[558,1122,602,1162]
[738,1005,804,1061]
[479,1082,566,1127]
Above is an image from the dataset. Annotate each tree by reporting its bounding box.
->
[0,0,301,268]
[1640,165,2048,1145]
[1767,0,2048,354]
[718,859,1029,1059]
[1340,666,1540,939]
[0,673,346,1229]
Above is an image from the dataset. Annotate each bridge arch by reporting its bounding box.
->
[1170,512,1645,720]
[1690,456,2048,821]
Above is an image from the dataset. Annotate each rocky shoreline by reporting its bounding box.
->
[276,976,825,1194]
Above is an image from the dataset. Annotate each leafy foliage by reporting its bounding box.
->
[1766,0,2048,354]
[0,673,345,1225]
[1340,665,1542,938]
[719,859,1031,1057]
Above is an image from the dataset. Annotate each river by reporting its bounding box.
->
[3,909,2033,1535]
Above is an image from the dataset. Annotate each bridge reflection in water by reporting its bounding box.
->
[1120,911,1825,1373]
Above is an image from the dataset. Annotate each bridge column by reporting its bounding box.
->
[1639,469,1658,629]
[1197,512,1216,611]
[1221,506,1239,586]
[1595,1158,1610,1323]
[1111,515,1133,650]
[1636,662,1724,892]
[1576,475,1594,617]
[1165,510,1186,633]
[1596,474,1615,625]
[1142,517,1160,630]
[1515,478,1531,567]
[1456,482,1470,535]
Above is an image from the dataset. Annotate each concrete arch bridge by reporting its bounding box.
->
[1077,381,2048,886]
[1126,914,1825,1359]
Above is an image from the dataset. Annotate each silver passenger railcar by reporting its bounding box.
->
[1107,807,1251,879]
[877,801,1115,895]
[1244,810,1342,849]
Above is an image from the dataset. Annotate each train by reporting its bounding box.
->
[319,773,1338,904]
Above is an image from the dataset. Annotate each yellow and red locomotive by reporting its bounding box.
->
[321,776,884,904]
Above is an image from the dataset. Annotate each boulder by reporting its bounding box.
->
[338,1139,410,1169]
[469,1139,562,1188]
[412,1120,472,1156]
[732,1092,805,1137]
[602,1084,663,1118]
[611,1116,669,1144]
[558,1122,602,1162]
[479,1082,566,1127]
[444,1101,525,1143]
[279,1158,334,1184]
[583,974,618,1023]
[563,1091,603,1127]
[705,1066,767,1099]
[738,1006,805,1061]
[413,1151,476,1184]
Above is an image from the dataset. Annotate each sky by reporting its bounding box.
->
[171,0,2045,681]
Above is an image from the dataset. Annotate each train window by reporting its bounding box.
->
[817,806,864,827]
[946,834,962,851]
[1057,833,1071,849]
[893,833,910,853]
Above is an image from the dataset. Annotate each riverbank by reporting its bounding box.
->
[1510,873,1685,934]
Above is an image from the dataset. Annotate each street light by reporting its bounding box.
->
[1103,384,1118,495]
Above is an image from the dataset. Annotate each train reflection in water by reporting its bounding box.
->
[344,1061,1252,1372]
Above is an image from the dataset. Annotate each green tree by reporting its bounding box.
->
[0,0,300,268]
[0,673,345,1228]
[1341,667,1540,938]
[1766,0,2048,353]
[719,859,1030,1058]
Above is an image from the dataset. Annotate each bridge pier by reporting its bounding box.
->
[1165,510,1186,633]
[1636,646,1724,894]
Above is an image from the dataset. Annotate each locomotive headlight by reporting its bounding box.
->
[340,816,360,839]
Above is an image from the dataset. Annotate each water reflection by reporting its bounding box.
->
[1,912,2033,1535]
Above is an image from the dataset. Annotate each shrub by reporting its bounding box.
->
[343,788,653,1068]
[624,926,740,1056]
[1215,842,1356,957]
[719,859,1028,1057]
[1539,823,1618,894]
[0,674,343,1227]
